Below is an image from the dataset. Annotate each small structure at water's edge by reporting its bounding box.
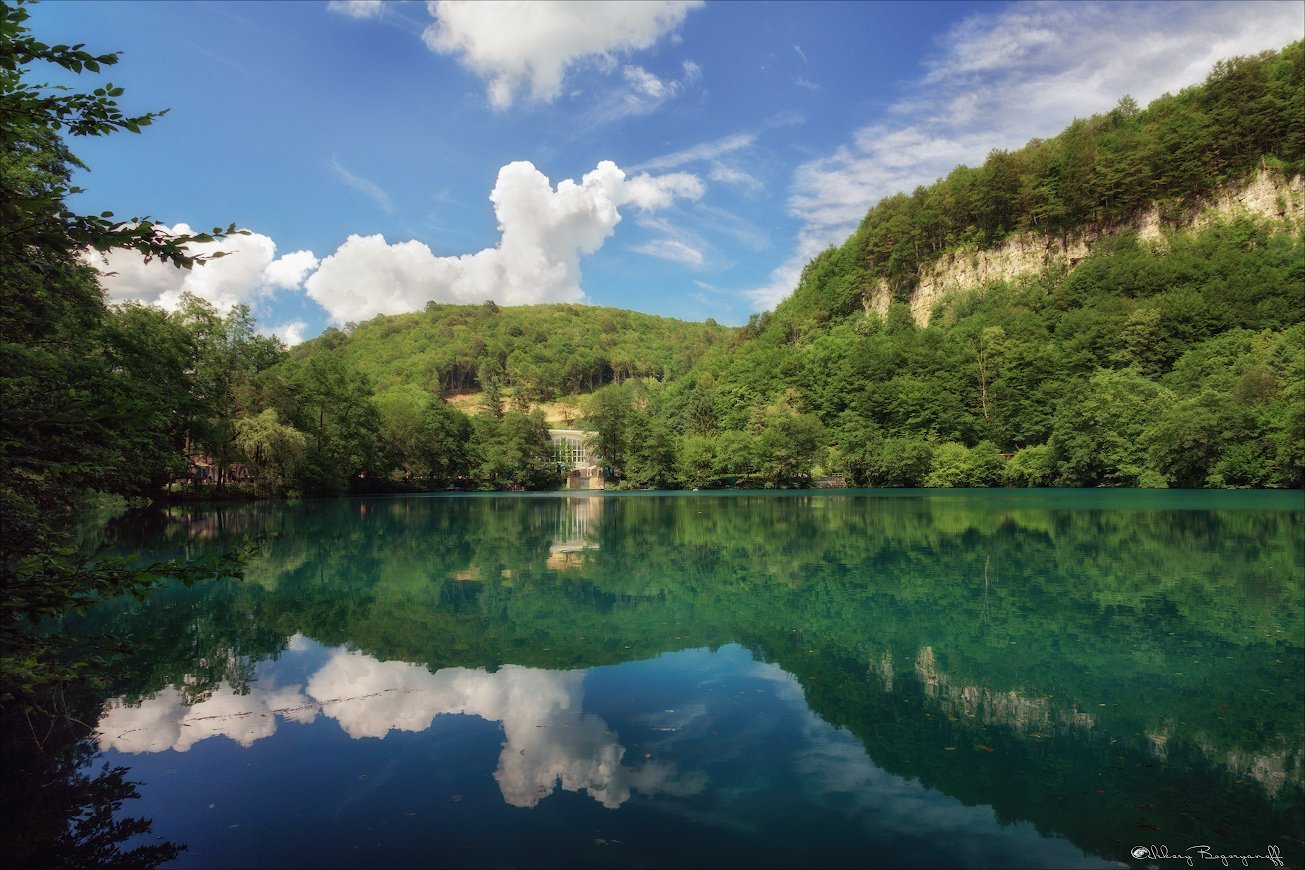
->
[548,429,605,490]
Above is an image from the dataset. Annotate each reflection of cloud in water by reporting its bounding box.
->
[308,649,704,808]
[97,642,1108,865]
[96,644,704,810]
[98,683,315,753]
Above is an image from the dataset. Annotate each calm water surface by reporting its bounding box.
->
[64,490,1304,868]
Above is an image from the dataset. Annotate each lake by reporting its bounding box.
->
[56,490,1305,868]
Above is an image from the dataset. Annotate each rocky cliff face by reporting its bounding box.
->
[862,170,1305,326]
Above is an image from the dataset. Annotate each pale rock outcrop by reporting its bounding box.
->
[862,171,1305,327]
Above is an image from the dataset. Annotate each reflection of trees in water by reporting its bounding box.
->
[63,492,1303,865]
[1,701,182,868]
[78,493,1303,738]
[747,624,1303,869]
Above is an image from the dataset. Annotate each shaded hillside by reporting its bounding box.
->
[777,39,1304,326]
[669,216,1303,485]
[297,301,734,403]
[627,41,1305,490]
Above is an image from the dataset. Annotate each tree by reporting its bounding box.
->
[477,359,505,417]
[972,326,1007,425]
[624,413,676,489]
[1112,307,1168,377]
[919,439,1006,488]
[865,437,934,487]
[177,295,286,492]
[1143,392,1232,487]
[283,352,381,495]
[1051,369,1173,487]
[830,411,883,487]
[98,301,197,496]
[1003,444,1054,487]
[925,442,973,487]
[683,384,718,436]
[472,411,558,489]
[2,0,251,715]
[755,409,825,487]
[713,430,757,482]
[0,1,238,271]
[233,409,307,496]
[677,435,716,488]
[373,385,473,485]
[582,384,634,478]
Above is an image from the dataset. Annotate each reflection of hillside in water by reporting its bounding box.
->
[907,644,1300,799]
[76,491,1302,864]
[91,641,1120,869]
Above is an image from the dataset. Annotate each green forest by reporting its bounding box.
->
[5,27,1301,516]
[277,39,1304,495]
[3,6,1304,613]
[3,5,1302,864]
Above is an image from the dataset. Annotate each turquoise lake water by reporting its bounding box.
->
[62,490,1304,868]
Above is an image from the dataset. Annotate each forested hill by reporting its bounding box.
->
[754,40,1304,343]
[296,301,733,403]
[272,42,1305,494]
[583,41,1303,490]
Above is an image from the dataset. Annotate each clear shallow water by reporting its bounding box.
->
[64,490,1304,868]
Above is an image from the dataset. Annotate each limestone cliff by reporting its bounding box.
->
[862,170,1305,327]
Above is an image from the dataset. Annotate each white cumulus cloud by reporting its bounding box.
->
[97,682,315,753]
[423,0,703,108]
[261,319,310,347]
[262,250,320,290]
[89,225,318,313]
[748,0,1305,310]
[304,159,702,323]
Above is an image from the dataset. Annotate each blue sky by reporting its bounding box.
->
[30,0,1304,343]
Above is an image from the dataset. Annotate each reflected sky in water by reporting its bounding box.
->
[70,490,1301,868]
[99,635,707,811]
[96,638,1107,869]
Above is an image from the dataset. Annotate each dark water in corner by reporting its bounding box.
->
[64,490,1303,868]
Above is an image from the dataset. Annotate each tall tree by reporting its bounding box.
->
[0,0,248,732]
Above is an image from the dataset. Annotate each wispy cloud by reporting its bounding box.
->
[707,162,763,195]
[747,0,1305,310]
[694,204,769,251]
[580,59,703,128]
[181,40,257,78]
[330,156,395,214]
[633,214,708,269]
[326,0,426,36]
[634,238,705,268]
[631,131,757,173]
